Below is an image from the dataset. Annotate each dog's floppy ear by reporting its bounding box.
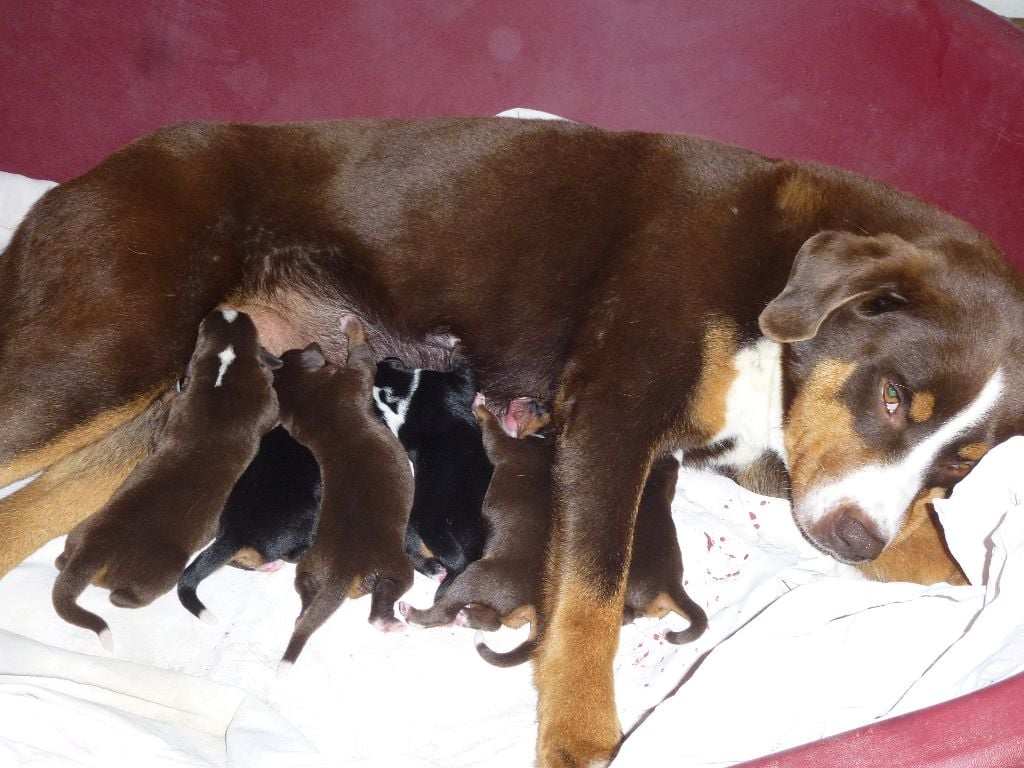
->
[759,231,916,343]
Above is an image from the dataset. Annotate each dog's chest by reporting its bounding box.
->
[702,337,786,470]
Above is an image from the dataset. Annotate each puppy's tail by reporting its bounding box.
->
[663,585,709,645]
[51,554,113,651]
[473,628,537,668]
[277,577,347,675]
[177,535,238,624]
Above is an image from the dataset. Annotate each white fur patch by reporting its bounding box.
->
[220,308,238,323]
[214,345,236,388]
[373,369,421,436]
[0,469,43,501]
[710,338,787,468]
[98,627,114,653]
[799,368,1005,543]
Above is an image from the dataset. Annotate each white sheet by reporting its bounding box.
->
[2,162,1024,768]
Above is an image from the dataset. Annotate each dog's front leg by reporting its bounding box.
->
[534,400,652,767]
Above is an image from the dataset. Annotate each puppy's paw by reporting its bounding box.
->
[371,615,406,633]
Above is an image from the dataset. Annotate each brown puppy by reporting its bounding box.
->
[404,400,706,667]
[273,317,414,672]
[5,118,1024,765]
[622,455,708,644]
[400,397,552,658]
[52,308,279,648]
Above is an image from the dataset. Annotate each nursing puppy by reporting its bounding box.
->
[177,425,321,623]
[622,455,708,644]
[274,317,414,671]
[374,352,490,584]
[400,397,552,656]
[52,309,280,648]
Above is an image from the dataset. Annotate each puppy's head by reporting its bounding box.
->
[177,308,281,419]
[761,230,1024,564]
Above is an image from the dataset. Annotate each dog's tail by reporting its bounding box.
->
[277,576,347,675]
[51,553,113,651]
[663,585,709,645]
[177,535,238,624]
[473,626,538,668]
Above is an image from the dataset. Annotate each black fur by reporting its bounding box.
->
[374,356,491,588]
[177,425,321,620]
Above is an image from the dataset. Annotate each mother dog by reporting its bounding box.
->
[2,117,1023,766]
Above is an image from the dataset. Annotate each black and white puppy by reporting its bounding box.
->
[373,353,491,588]
[177,425,321,622]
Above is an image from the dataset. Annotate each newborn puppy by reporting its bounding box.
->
[177,425,321,623]
[373,352,491,586]
[401,396,552,665]
[274,317,414,672]
[52,308,280,649]
[622,454,708,644]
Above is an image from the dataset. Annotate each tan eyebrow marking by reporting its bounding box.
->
[958,442,990,462]
[908,391,935,423]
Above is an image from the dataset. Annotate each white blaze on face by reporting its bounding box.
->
[372,368,421,436]
[214,345,236,388]
[798,368,1005,543]
[220,308,239,323]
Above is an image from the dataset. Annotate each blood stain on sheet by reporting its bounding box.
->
[705,532,714,551]
[749,511,757,520]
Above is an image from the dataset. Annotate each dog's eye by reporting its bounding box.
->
[882,380,901,416]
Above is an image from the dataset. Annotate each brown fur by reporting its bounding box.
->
[3,118,1022,764]
[273,318,414,668]
[402,399,553,665]
[623,455,708,643]
[51,309,278,645]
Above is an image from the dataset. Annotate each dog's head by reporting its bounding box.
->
[760,230,1024,564]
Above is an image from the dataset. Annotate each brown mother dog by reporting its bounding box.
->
[2,118,1023,766]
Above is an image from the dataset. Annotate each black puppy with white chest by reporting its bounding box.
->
[177,425,321,623]
[374,353,491,586]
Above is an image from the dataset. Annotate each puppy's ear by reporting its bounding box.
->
[759,231,916,343]
[260,347,284,370]
[297,343,327,370]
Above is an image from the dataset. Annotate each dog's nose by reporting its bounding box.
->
[830,507,886,562]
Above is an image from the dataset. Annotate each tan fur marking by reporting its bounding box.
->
[230,547,266,568]
[687,318,739,439]
[641,591,679,619]
[418,539,435,560]
[909,391,936,423]
[535,576,623,766]
[857,488,967,585]
[784,359,874,502]
[0,400,163,577]
[503,604,537,630]
[346,574,365,600]
[958,442,990,462]
[0,388,164,488]
[776,171,825,225]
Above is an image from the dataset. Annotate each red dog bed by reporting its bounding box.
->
[1,2,1023,765]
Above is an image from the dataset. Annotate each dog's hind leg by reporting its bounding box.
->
[0,396,168,577]
[177,535,240,624]
[278,576,349,673]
